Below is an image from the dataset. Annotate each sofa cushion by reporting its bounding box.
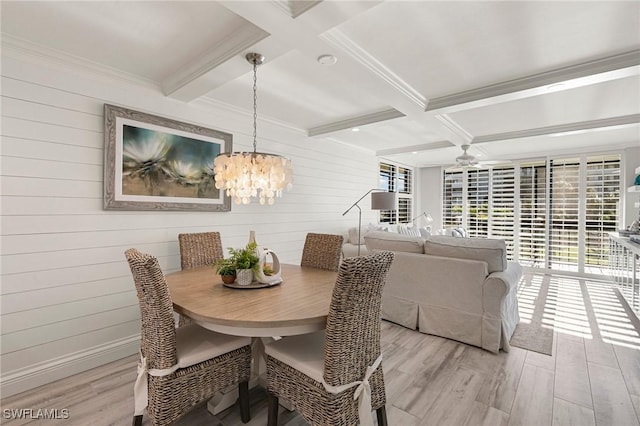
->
[364,230,424,254]
[424,235,507,273]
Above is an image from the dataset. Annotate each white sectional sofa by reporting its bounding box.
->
[364,231,522,353]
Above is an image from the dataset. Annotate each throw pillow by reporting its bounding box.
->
[347,227,365,245]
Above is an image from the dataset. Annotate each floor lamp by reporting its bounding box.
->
[342,189,397,256]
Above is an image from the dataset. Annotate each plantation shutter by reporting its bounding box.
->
[467,169,489,238]
[549,158,580,271]
[519,161,547,267]
[585,154,620,270]
[491,166,516,259]
[443,170,463,227]
[379,162,396,224]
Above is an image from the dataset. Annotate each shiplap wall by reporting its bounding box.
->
[0,47,380,397]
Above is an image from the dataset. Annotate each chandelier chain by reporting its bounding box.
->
[252,59,258,153]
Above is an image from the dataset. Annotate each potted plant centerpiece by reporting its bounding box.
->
[228,242,260,285]
[213,257,236,284]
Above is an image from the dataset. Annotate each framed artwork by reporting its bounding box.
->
[103,104,232,211]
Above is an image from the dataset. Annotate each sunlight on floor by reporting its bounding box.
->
[518,273,640,350]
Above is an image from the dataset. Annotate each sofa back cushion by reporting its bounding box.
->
[424,235,507,273]
[364,230,424,254]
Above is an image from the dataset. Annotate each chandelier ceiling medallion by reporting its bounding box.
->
[214,52,293,205]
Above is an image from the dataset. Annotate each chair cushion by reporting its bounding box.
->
[364,230,424,254]
[264,331,325,383]
[175,324,251,369]
[424,235,507,273]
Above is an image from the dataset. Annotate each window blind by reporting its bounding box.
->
[519,161,547,267]
[467,169,489,238]
[443,170,463,227]
[379,161,413,224]
[585,154,620,270]
[491,166,516,259]
[549,158,580,271]
[441,154,621,275]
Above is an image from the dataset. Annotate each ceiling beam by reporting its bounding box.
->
[308,108,405,136]
[165,0,383,103]
[376,140,453,156]
[162,25,270,101]
[425,50,640,114]
[472,114,640,144]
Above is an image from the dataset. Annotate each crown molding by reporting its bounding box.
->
[323,136,377,154]
[376,140,453,156]
[426,50,640,113]
[321,28,426,110]
[1,34,161,91]
[270,0,322,18]
[435,114,474,144]
[472,114,640,144]
[195,96,306,136]
[307,108,405,136]
[161,25,269,97]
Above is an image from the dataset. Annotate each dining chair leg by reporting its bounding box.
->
[132,415,142,426]
[376,406,388,426]
[267,392,279,426]
[239,380,250,423]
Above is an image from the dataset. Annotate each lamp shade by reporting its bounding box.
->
[371,191,396,210]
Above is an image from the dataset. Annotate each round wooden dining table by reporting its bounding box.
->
[165,263,338,337]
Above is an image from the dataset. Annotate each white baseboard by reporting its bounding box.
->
[0,334,140,398]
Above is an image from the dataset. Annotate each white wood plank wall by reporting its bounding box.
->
[0,47,380,397]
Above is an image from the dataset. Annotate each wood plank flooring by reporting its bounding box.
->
[2,273,639,426]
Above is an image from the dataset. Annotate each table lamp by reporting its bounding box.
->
[343,189,396,256]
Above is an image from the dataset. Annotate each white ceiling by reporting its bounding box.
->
[2,1,639,167]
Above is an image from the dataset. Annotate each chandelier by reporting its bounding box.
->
[214,53,293,205]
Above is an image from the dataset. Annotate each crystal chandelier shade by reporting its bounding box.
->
[213,53,293,205]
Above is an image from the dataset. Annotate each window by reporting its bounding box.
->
[467,169,489,238]
[379,162,413,224]
[519,161,546,267]
[441,154,621,275]
[549,158,580,271]
[443,170,463,227]
[585,154,620,271]
[491,166,516,259]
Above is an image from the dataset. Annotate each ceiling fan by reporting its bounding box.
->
[446,144,510,169]
[455,144,478,167]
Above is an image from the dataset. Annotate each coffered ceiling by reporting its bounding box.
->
[2,1,639,167]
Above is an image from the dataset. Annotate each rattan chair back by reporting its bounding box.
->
[300,233,344,271]
[125,248,177,370]
[265,250,394,426]
[125,248,252,426]
[323,251,394,386]
[178,232,224,270]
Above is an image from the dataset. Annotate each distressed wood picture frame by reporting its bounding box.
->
[104,104,232,211]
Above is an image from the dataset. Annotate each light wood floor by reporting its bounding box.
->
[2,273,640,426]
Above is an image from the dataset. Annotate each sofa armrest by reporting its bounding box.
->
[482,261,523,318]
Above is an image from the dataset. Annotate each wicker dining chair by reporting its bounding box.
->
[178,231,224,270]
[265,251,395,426]
[125,248,252,426]
[300,233,344,271]
[177,232,224,326]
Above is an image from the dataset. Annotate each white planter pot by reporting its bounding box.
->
[236,269,253,286]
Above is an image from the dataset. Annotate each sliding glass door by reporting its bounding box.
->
[442,154,621,275]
